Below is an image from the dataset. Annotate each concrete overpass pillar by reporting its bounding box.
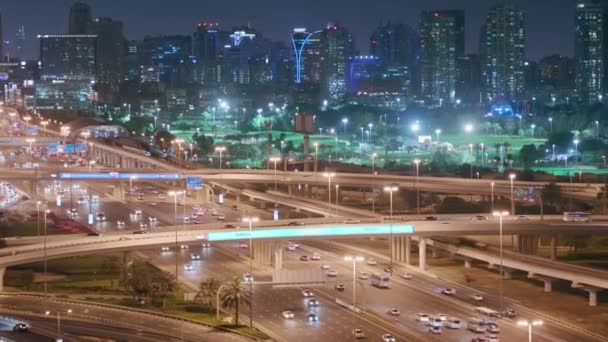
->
[287,184,293,195]
[0,267,5,292]
[544,279,552,292]
[431,247,438,258]
[405,236,411,265]
[550,235,557,260]
[274,245,283,270]
[236,194,241,203]
[418,238,427,271]
[589,289,599,306]
[253,240,273,265]
[464,258,472,268]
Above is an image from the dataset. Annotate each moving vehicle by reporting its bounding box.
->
[161,246,170,252]
[371,274,391,288]
[13,323,29,332]
[190,253,201,260]
[117,220,125,228]
[562,212,592,222]
[388,308,400,316]
[446,319,461,329]
[243,273,254,283]
[472,293,484,301]
[335,284,345,291]
[288,221,304,226]
[326,269,338,277]
[306,313,319,322]
[287,243,297,251]
[472,215,488,221]
[307,299,320,307]
[416,313,430,322]
[311,252,321,260]
[282,311,294,319]
[442,288,456,295]
[302,289,314,297]
[400,273,412,279]
[300,255,309,261]
[381,334,396,342]
[424,216,438,221]
[352,328,365,339]
[183,264,193,271]
[467,319,487,333]
[428,317,443,328]
[475,307,501,319]
[359,272,369,280]
[428,326,442,334]
[321,264,331,270]
[367,258,377,265]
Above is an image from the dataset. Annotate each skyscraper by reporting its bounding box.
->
[481,3,526,104]
[575,3,604,103]
[88,17,126,103]
[369,23,419,94]
[39,34,97,81]
[0,11,4,62]
[292,28,323,84]
[419,10,464,105]
[321,23,353,100]
[68,2,92,34]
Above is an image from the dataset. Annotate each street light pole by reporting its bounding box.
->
[517,320,543,342]
[169,190,184,283]
[270,157,281,191]
[384,186,398,273]
[242,216,259,328]
[493,210,509,313]
[509,173,516,215]
[335,184,339,219]
[44,209,49,295]
[323,172,335,216]
[371,153,377,214]
[344,256,364,310]
[414,159,420,218]
[490,182,495,212]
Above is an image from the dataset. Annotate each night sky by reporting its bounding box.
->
[2,0,580,61]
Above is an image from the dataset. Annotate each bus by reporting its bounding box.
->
[562,212,592,222]
[371,274,391,289]
[474,306,500,320]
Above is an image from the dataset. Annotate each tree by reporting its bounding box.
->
[220,277,249,326]
[154,131,175,151]
[150,270,177,308]
[196,278,220,309]
[519,144,541,168]
[542,183,563,209]
[192,133,215,157]
[125,260,152,301]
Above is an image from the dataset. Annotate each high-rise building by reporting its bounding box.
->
[0,12,4,62]
[346,55,383,93]
[369,23,419,95]
[292,28,323,84]
[321,23,353,100]
[68,2,92,34]
[481,3,526,104]
[575,3,604,103]
[420,10,464,105]
[457,54,481,103]
[192,22,222,61]
[88,17,125,103]
[39,34,97,81]
[142,35,192,88]
[223,27,258,84]
[538,54,575,90]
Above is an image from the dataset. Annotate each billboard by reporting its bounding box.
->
[294,113,315,134]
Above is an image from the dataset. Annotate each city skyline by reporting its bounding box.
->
[1,0,583,61]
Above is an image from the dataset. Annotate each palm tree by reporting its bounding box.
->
[220,277,249,326]
[150,270,177,308]
[196,278,220,309]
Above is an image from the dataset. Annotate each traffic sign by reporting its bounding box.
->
[186,176,203,190]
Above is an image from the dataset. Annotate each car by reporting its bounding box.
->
[472,294,484,301]
[504,309,517,318]
[87,232,101,236]
[442,288,456,296]
[190,253,201,260]
[161,246,170,252]
[384,266,393,274]
[183,264,193,271]
[287,243,297,251]
[429,326,442,334]
[515,215,530,220]
[201,242,212,248]
[239,242,248,249]
[139,222,148,229]
[471,338,487,342]
[367,258,377,265]
[424,216,438,221]
[77,197,87,204]
[158,194,166,200]
[180,244,189,249]
[217,215,226,220]
[416,313,429,322]
[288,221,304,226]
[243,273,254,283]
[486,324,500,333]
[487,335,499,342]
[359,272,369,280]
[224,224,239,229]
[302,289,314,297]
[132,230,147,234]
[148,216,157,223]
[446,319,461,329]
[12,323,29,332]
[184,217,191,224]
[326,270,338,277]
[352,328,365,339]
[472,215,488,221]
[321,264,331,270]
[306,313,319,322]
[150,202,158,206]
[193,219,201,224]
[343,218,361,224]
[437,314,447,321]
[311,253,321,260]
[307,299,320,307]
[335,284,345,291]
[117,220,125,228]
[428,318,443,328]
[300,255,309,261]
[282,311,294,319]
[381,333,396,342]
[400,273,412,280]
[119,237,131,241]
[388,308,400,316]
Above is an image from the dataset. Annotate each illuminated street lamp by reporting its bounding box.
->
[413,159,421,217]
[493,210,509,312]
[25,138,35,154]
[45,309,72,340]
[384,185,398,271]
[517,320,543,342]
[371,153,378,214]
[596,120,600,138]
[434,128,441,143]
[573,139,580,165]
[344,256,364,311]
[490,182,495,211]
[548,117,553,133]
[168,190,185,282]
[342,117,348,136]
[464,123,474,133]
[242,216,259,327]
[410,120,420,133]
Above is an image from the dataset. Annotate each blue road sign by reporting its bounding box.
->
[186,176,203,190]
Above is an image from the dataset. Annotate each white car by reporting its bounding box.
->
[282,311,294,319]
[381,333,396,342]
[183,264,193,271]
[134,209,142,215]
[486,324,500,333]
[446,319,461,329]
[201,242,212,248]
[321,264,331,270]
[190,253,201,260]
[287,243,297,251]
[428,318,443,328]
[388,308,400,316]
[416,313,429,322]
[428,326,442,334]
[437,314,447,321]
[217,215,226,220]
[359,272,369,280]
[442,288,456,296]
[488,334,500,342]
[352,328,365,339]
[180,245,189,249]
[367,258,377,265]
[161,246,170,252]
[400,273,412,280]
[148,216,157,223]
[243,273,254,283]
[307,299,320,307]
[472,294,484,301]
[139,222,148,229]
[302,289,314,297]
[325,270,338,277]
[310,253,321,260]
[117,220,125,228]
